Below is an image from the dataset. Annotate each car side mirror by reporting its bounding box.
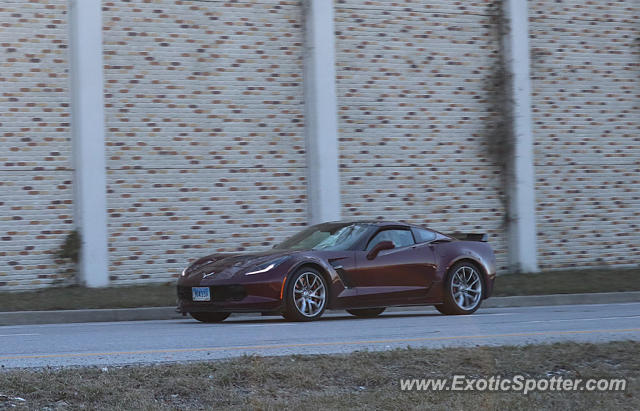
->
[366,241,395,260]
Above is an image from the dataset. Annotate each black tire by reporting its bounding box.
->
[434,305,448,315]
[346,308,386,318]
[282,268,328,322]
[190,312,231,323]
[438,261,484,315]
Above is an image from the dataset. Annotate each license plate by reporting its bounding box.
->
[192,287,211,302]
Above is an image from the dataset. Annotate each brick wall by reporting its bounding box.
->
[102,0,307,284]
[1,0,638,291]
[529,0,640,269]
[0,0,73,290]
[334,0,510,270]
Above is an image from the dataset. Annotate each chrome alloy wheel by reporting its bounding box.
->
[293,271,326,317]
[450,265,482,310]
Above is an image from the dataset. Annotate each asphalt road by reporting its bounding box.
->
[1,302,639,369]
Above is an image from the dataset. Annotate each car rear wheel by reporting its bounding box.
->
[283,268,328,321]
[346,308,386,318]
[190,312,231,323]
[438,262,484,315]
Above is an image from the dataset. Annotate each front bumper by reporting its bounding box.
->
[176,281,285,314]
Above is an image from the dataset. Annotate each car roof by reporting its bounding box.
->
[328,220,411,228]
[326,220,448,235]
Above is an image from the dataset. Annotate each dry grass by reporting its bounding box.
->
[0,284,176,312]
[493,267,640,297]
[0,341,637,410]
[0,267,638,312]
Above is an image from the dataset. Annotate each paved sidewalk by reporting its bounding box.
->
[1,291,639,326]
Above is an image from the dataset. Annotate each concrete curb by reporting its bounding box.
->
[0,307,184,326]
[483,291,640,308]
[1,291,639,326]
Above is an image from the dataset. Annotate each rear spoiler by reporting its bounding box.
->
[450,232,488,242]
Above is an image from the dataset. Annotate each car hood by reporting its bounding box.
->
[183,249,295,280]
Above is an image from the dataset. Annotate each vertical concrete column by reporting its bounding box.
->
[304,0,341,224]
[68,0,109,287]
[502,0,538,273]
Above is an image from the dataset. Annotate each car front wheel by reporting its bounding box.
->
[437,262,484,315]
[283,268,328,321]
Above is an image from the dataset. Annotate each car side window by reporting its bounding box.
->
[413,228,436,244]
[366,229,415,251]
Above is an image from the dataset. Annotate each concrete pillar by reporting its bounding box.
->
[68,0,109,287]
[304,0,341,224]
[502,0,538,273]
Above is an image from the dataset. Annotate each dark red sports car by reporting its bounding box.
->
[177,221,496,322]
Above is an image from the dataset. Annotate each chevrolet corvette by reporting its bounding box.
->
[177,221,496,322]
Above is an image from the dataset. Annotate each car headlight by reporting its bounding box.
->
[245,256,290,276]
[181,267,188,277]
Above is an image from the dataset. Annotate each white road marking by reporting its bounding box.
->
[232,323,299,327]
[0,333,39,337]
[518,315,640,324]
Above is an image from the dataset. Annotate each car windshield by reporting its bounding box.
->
[274,223,370,251]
